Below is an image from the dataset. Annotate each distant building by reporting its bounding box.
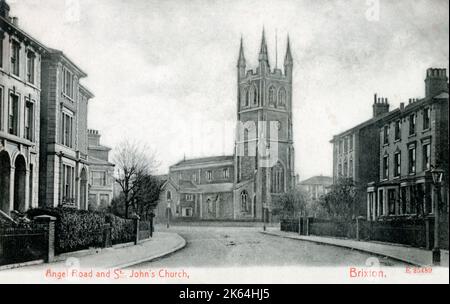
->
[39,48,94,209]
[156,30,296,222]
[298,175,333,201]
[0,1,47,214]
[87,129,114,210]
[156,156,235,220]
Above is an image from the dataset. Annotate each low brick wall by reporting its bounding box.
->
[303,217,439,250]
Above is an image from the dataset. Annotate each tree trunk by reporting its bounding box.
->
[124,192,129,219]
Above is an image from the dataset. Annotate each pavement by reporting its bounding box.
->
[262,228,449,267]
[0,232,186,273]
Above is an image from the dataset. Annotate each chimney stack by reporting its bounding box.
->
[0,0,10,19]
[373,93,390,117]
[425,68,448,98]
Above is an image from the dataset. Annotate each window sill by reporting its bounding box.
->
[408,133,416,138]
[62,93,75,102]
[422,128,431,133]
[0,131,35,147]
[394,139,401,143]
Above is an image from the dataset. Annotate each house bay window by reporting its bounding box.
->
[394,120,401,141]
[0,35,4,69]
[24,101,34,141]
[394,152,401,177]
[11,40,20,76]
[383,125,389,145]
[0,87,3,131]
[382,155,389,180]
[206,170,213,181]
[26,51,35,84]
[223,168,230,179]
[408,145,416,174]
[423,143,431,172]
[8,93,19,136]
[62,164,75,205]
[91,171,107,186]
[63,68,74,99]
[61,112,73,148]
[409,114,416,135]
[423,107,431,130]
[388,189,396,215]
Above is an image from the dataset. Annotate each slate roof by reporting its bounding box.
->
[173,155,234,167]
[299,176,333,186]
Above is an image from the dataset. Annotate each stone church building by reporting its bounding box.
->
[156,31,296,222]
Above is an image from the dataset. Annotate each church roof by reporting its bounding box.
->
[173,155,234,167]
[299,176,333,186]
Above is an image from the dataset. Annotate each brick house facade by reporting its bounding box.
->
[366,69,448,250]
[0,1,46,214]
[39,48,94,209]
[330,95,393,216]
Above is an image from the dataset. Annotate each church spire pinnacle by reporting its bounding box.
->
[237,35,246,68]
[284,35,293,66]
[259,28,269,64]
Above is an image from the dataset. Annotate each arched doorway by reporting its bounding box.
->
[14,155,26,212]
[80,168,88,210]
[0,151,11,214]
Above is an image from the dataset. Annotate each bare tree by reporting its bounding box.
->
[113,140,159,218]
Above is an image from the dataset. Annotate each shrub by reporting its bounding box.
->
[105,213,135,245]
[27,207,134,254]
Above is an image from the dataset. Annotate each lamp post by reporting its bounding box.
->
[166,201,171,229]
[263,203,267,231]
[431,167,444,266]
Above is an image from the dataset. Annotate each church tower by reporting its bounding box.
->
[234,30,295,221]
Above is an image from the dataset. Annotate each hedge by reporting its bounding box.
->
[105,213,135,245]
[27,207,134,254]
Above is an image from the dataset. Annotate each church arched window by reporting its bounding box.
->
[268,86,276,107]
[241,190,249,212]
[207,198,214,215]
[278,87,287,107]
[241,87,248,107]
[252,86,258,106]
[271,162,285,193]
[242,88,250,107]
[166,191,172,201]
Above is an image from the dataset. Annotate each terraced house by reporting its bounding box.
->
[0,0,46,215]
[367,69,448,228]
[87,129,115,210]
[39,48,94,210]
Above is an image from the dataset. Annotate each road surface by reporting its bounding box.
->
[132,226,407,267]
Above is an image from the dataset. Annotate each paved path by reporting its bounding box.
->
[0,232,185,277]
[132,226,407,268]
[262,229,449,267]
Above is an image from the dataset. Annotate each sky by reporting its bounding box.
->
[9,0,449,179]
